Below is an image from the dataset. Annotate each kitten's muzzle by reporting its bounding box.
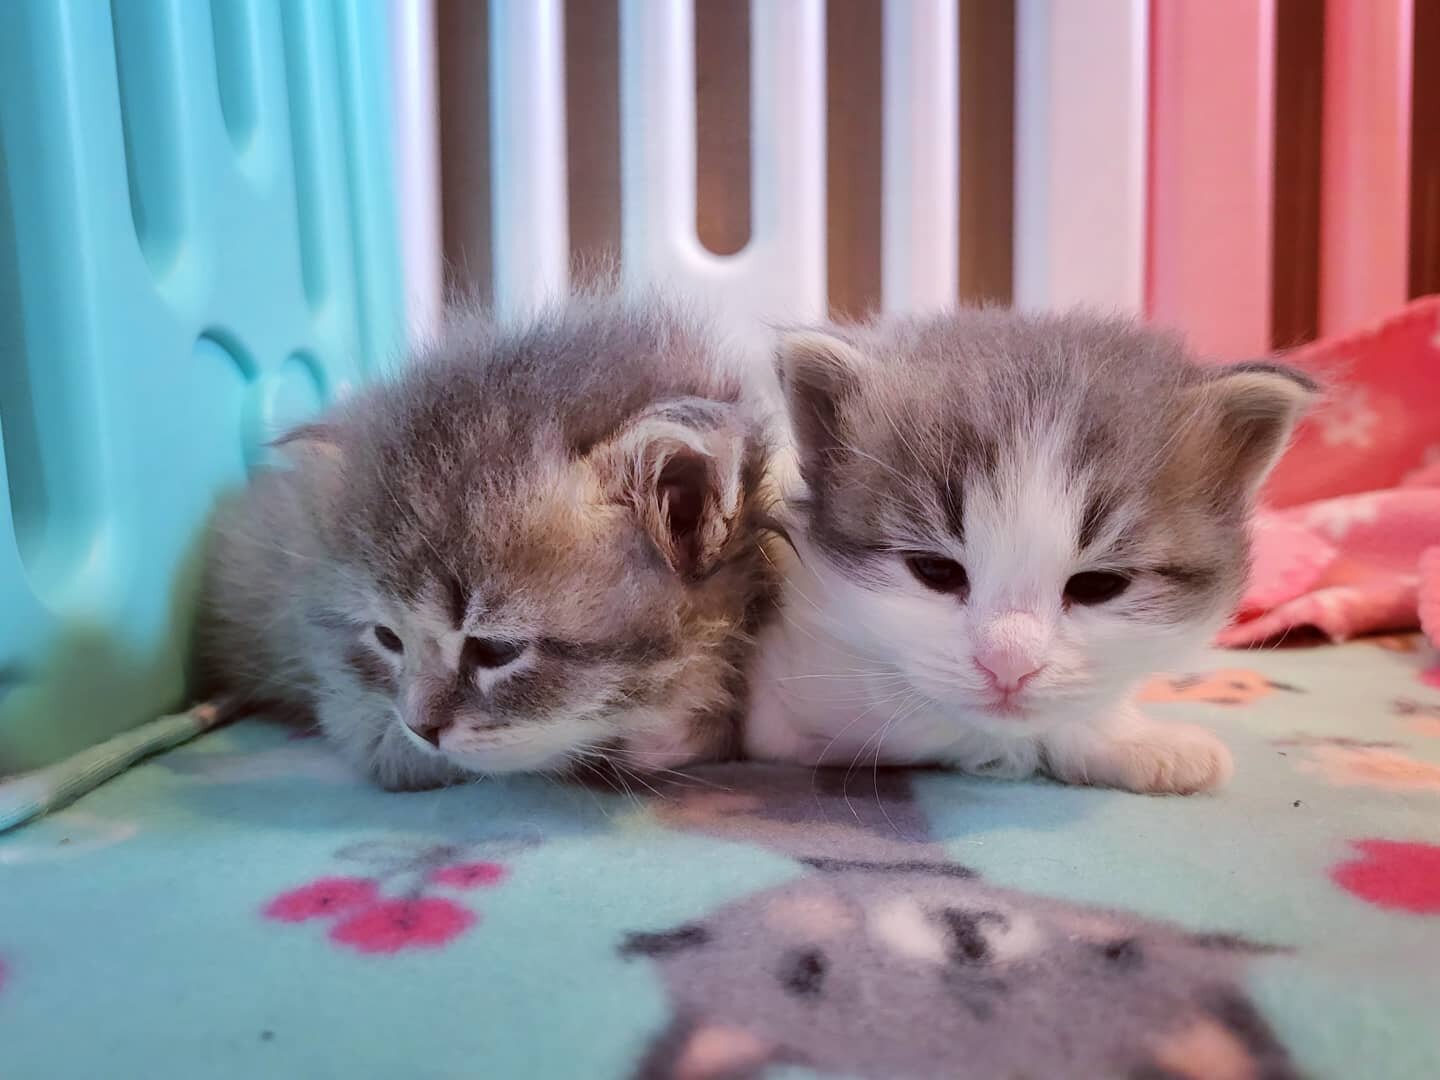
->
[401,638,532,750]
[974,613,1049,688]
[405,711,452,748]
[973,654,1044,694]
[972,611,1050,717]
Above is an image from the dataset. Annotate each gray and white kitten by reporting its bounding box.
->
[745,309,1315,794]
[194,294,781,790]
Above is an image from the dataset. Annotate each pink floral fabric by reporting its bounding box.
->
[1220,296,1440,648]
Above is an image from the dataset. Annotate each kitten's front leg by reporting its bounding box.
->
[1041,703,1234,795]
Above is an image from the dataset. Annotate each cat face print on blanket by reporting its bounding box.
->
[620,767,1298,1080]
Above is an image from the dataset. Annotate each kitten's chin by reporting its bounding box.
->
[431,728,581,776]
[961,704,1049,735]
[977,697,1039,723]
[897,674,1042,732]
[915,687,1083,738]
[441,745,574,775]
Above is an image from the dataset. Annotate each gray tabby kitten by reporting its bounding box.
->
[746,309,1315,794]
[194,294,781,790]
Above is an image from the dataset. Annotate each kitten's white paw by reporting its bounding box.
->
[1046,719,1234,795]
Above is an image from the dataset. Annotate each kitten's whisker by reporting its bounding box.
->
[609,760,668,802]
[574,744,668,806]
[871,692,922,837]
[769,602,880,667]
[774,671,908,682]
[588,749,732,792]
[842,689,920,827]
[754,545,870,642]
[808,685,908,818]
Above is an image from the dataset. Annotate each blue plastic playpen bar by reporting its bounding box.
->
[0,0,405,774]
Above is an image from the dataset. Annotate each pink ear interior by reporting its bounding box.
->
[657,450,712,577]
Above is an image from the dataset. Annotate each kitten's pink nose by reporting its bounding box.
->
[974,648,1043,693]
[975,612,1049,693]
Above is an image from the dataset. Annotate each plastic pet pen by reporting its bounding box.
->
[0,0,1431,782]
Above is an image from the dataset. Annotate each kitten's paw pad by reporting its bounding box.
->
[1053,723,1234,795]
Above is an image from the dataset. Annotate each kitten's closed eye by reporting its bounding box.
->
[460,636,526,670]
[373,625,404,654]
[1063,571,1130,606]
[906,555,969,596]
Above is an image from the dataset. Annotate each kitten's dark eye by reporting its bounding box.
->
[1064,571,1131,606]
[905,555,969,594]
[373,625,404,654]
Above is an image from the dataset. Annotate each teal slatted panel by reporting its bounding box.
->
[0,0,403,772]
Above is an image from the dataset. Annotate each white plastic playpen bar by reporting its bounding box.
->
[392,0,574,329]
[1014,0,1148,314]
[881,0,959,315]
[389,0,443,340]
[620,0,827,327]
[387,0,1423,350]
[390,0,1151,331]
[489,0,572,319]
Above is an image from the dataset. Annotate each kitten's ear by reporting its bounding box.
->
[270,422,344,473]
[598,399,749,580]
[1188,362,1318,498]
[775,331,869,467]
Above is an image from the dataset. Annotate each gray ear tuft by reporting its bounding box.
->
[1191,362,1318,498]
[268,422,347,502]
[270,422,343,465]
[775,331,869,470]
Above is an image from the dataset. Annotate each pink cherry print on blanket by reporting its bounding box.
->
[431,861,508,889]
[263,877,380,922]
[329,897,476,953]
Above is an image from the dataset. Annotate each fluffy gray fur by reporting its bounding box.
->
[194,293,782,790]
[786,311,1312,608]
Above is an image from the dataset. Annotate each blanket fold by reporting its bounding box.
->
[1223,296,1440,648]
